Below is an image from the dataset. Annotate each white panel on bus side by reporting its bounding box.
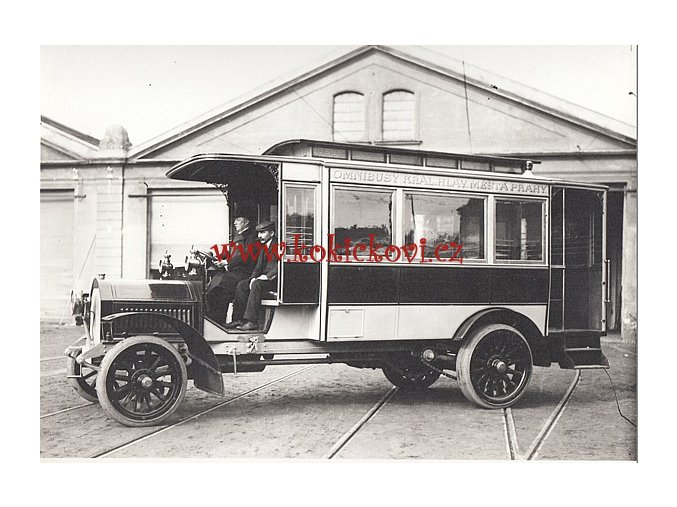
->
[265,305,320,339]
[397,306,455,340]
[326,305,547,342]
[328,308,364,338]
[282,163,321,182]
[327,306,398,340]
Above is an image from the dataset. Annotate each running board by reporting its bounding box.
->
[549,333,611,369]
[560,347,610,369]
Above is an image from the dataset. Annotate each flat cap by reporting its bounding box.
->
[255,220,276,232]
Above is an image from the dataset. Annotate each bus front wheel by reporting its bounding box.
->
[96,336,187,427]
[457,324,533,409]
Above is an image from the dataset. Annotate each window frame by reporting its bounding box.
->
[282,182,320,261]
[401,188,488,265]
[332,91,367,143]
[330,184,397,261]
[493,195,548,266]
[381,89,418,142]
[146,187,229,278]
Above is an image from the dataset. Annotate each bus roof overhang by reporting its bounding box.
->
[166,155,279,201]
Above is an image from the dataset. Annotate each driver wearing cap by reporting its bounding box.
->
[205,216,258,325]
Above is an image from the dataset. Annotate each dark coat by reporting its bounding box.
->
[250,236,278,281]
[226,226,259,275]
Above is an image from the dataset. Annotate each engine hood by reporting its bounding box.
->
[92,279,202,303]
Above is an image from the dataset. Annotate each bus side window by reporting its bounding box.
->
[333,188,393,256]
[404,192,485,260]
[284,185,316,255]
[495,199,544,262]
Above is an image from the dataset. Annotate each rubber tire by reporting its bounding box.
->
[66,355,99,403]
[382,362,442,390]
[96,336,187,428]
[457,324,533,409]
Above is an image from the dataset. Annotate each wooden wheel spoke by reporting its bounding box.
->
[113,383,133,400]
[507,367,524,379]
[475,372,490,387]
[153,365,172,377]
[142,392,153,411]
[121,389,135,407]
[149,354,163,371]
[151,388,167,402]
[503,345,524,362]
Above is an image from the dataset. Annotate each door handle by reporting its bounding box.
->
[604,259,611,303]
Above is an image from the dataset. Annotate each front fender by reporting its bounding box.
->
[101,312,224,396]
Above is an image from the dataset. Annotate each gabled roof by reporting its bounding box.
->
[129,45,636,159]
[41,115,100,160]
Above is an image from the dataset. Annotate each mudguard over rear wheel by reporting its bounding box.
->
[457,324,533,409]
[96,336,187,427]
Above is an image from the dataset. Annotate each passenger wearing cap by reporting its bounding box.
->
[225,221,278,331]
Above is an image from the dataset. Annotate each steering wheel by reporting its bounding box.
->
[194,249,218,266]
[184,248,219,279]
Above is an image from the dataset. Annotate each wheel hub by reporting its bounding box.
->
[491,358,508,375]
[133,372,154,390]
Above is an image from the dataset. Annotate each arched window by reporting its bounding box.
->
[382,90,415,141]
[333,92,365,142]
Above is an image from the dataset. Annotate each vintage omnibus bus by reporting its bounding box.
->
[67,139,610,427]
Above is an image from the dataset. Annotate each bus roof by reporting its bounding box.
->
[265,139,539,174]
[167,140,607,191]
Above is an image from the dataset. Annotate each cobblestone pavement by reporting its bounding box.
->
[40,322,636,460]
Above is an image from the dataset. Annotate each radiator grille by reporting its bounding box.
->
[112,304,195,336]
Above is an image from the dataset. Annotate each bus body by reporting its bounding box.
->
[67,140,609,427]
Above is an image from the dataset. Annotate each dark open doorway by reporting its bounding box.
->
[606,189,624,332]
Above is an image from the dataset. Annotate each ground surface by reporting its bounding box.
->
[40,322,636,460]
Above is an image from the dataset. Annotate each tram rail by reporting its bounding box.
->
[41,356,66,362]
[92,365,319,458]
[41,402,94,419]
[322,386,398,459]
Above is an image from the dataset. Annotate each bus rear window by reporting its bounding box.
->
[495,199,544,262]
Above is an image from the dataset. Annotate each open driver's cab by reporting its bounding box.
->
[166,152,322,342]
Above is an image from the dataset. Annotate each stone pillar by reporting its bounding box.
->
[621,189,637,342]
[92,125,131,280]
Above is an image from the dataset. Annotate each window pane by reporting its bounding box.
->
[150,190,228,270]
[383,91,415,140]
[565,189,603,267]
[334,189,393,255]
[495,200,543,261]
[333,92,365,142]
[285,186,315,253]
[404,193,485,260]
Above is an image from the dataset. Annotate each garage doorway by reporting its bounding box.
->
[40,190,74,319]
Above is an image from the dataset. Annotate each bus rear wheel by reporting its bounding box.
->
[457,324,533,409]
[382,355,441,390]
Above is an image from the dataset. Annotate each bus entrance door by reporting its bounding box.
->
[563,188,605,332]
[549,187,608,368]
